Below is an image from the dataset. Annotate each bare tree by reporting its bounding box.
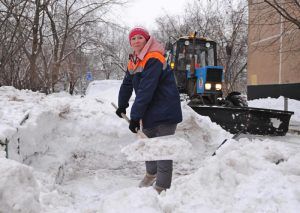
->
[213,1,248,94]
[154,15,188,43]
[0,0,30,87]
[0,0,127,93]
[264,0,300,29]
[249,0,300,53]
[21,0,46,91]
[87,24,129,80]
[43,0,126,92]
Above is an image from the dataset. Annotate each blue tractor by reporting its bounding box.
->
[166,34,293,136]
[166,34,244,106]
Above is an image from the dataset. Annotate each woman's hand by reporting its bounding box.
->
[116,108,126,118]
[129,119,140,133]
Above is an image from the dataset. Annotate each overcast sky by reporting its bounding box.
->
[115,0,193,30]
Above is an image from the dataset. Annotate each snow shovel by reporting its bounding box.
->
[212,111,252,156]
[211,132,242,156]
[111,102,193,161]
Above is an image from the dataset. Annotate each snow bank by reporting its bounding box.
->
[1,83,300,212]
[0,157,40,212]
[8,110,61,162]
[0,86,59,162]
[249,96,300,122]
[99,138,300,213]
[0,86,45,127]
[159,138,300,213]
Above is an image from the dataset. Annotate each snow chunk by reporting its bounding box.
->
[271,118,281,128]
[0,158,40,212]
[121,136,193,161]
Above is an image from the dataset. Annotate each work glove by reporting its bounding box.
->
[116,107,126,118]
[129,119,140,133]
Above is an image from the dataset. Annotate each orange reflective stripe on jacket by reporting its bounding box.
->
[127,51,165,74]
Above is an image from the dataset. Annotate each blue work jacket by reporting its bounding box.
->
[118,51,182,129]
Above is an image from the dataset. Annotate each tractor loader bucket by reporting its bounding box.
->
[189,104,294,136]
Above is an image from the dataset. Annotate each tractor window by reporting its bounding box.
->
[200,51,206,67]
[170,44,177,64]
[187,45,213,68]
[166,44,177,68]
[197,45,215,67]
[173,44,177,56]
[207,46,214,66]
[176,43,187,70]
[176,40,215,70]
[173,40,215,70]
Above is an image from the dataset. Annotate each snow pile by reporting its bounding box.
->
[249,96,300,122]
[0,157,40,212]
[121,136,193,161]
[0,86,45,128]
[8,110,61,162]
[0,81,299,212]
[159,138,300,212]
[100,138,300,213]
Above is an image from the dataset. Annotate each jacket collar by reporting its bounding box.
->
[134,37,165,61]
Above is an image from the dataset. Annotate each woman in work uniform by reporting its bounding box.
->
[115,27,182,193]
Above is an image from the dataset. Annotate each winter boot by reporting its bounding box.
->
[154,184,166,194]
[138,173,156,188]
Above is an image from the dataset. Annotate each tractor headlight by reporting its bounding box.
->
[215,83,222,90]
[170,62,175,69]
[205,83,212,90]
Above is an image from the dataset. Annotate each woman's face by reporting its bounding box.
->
[130,34,147,54]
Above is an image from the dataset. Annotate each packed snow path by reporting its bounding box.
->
[1,81,300,212]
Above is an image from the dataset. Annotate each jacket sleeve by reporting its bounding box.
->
[118,70,133,109]
[130,58,162,120]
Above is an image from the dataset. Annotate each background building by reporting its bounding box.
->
[248,0,300,100]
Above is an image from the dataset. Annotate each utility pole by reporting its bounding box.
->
[79,29,83,95]
[284,97,288,111]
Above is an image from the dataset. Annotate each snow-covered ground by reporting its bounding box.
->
[0,80,300,213]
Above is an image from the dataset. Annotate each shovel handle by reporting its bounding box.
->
[212,131,242,156]
[111,102,130,123]
[111,102,148,138]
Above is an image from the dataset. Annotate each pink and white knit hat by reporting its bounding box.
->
[129,27,150,41]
